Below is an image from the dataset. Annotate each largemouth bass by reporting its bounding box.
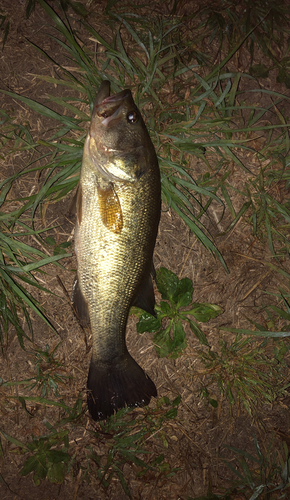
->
[73,81,161,420]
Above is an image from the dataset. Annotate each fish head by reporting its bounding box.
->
[86,81,155,182]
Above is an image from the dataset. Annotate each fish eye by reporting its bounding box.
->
[127,111,138,124]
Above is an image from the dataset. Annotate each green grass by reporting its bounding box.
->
[196,281,290,415]
[2,1,289,263]
[191,0,290,83]
[0,216,71,349]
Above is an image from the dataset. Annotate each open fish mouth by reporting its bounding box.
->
[87,80,142,181]
[93,81,131,125]
[100,89,130,105]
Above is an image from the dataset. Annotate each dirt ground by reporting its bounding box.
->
[1,1,290,499]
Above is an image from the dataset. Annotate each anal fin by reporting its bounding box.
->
[132,269,156,317]
[71,277,91,328]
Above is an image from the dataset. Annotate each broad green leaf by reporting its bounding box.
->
[153,324,174,358]
[20,456,43,477]
[160,301,171,315]
[170,320,187,358]
[172,394,181,406]
[136,312,161,333]
[156,267,179,301]
[173,277,193,308]
[165,407,178,419]
[47,462,67,484]
[46,450,70,464]
[184,303,223,322]
[249,64,270,78]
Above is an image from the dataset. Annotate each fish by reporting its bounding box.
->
[72,80,161,420]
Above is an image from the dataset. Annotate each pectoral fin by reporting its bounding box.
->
[97,182,123,233]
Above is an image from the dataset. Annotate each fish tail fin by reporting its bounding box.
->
[87,354,157,420]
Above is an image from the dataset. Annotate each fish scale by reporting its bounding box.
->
[73,81,161,420]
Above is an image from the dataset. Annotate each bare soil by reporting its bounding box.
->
[1,1,290,499]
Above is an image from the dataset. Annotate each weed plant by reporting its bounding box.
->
[198,284,290,415]
[198,334,289,416]
[221,435,290,499]
[136,267,222,357]
[188,436,290,499]
[25,343,70,397]
[0,217,70,349]
[0,395,181,497]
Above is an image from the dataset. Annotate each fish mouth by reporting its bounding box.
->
[87,81,138,182]
[101,89,130,105]
[93,81,131,126]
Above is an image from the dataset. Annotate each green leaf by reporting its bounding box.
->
[45,237,56,246]
[0,429,29,451]
[21,453,48,482]
[46,450,69,464]
[184,303,223,322]
[153,320,187,358]
[153,324,174,358]
[1,20,9,50]
[249,64,269,78]
[165,407,178,419]
[209,398,218,408]
[160,301,171,315]
[169,320,187,358]
[172,394,181,406]
[136,312,161,333]
[47,462,67,484]
[156,267,179,301]
[70,1,89,17]
[187,319,209,346]
[221,327,290,338]
[0,90,81,130]
[173,277,193,308]
[26,0,35,18]
[20,456,41,477]
[105,0,122,14]
[277,67,290,88]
